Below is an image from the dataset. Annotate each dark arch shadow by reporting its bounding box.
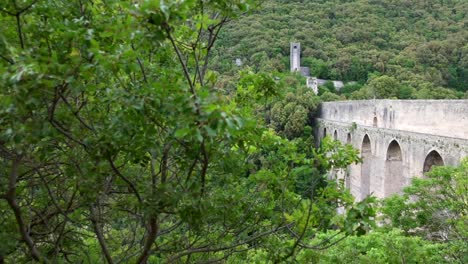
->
[423,150,444,174]
[360,134,372,198]
[385,140,404,196]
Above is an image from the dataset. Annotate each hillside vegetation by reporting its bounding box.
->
[214,0,468,99]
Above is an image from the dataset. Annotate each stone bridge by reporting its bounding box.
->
[316,100,468,200]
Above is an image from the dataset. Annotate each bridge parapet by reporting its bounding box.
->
[319,100,468,139]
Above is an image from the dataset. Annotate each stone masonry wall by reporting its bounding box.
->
[319,100,468,139]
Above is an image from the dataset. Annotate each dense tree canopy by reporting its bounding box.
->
[214,0,468,99]
[380,158,468,263]
[0,0,375,263]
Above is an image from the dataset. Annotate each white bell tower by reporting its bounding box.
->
[290,42,301,72]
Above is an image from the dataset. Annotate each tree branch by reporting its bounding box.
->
[15,14,24,49]
[57,90,94,131]
[131,43,148,84]
[5,158,48,263]
[200,18,227,82]
[108,157,142,203]
[200,140,209,195]
[136,216,159,264]
[0,54,14,65]
[90,205,115,264]
[164,25,196,95]
[17,0,39,14]
[166,224,292,262]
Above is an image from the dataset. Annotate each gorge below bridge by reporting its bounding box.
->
[316,100,468,201]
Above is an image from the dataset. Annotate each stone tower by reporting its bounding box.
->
[290,42,301,72]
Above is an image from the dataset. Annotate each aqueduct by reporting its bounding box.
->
[316,100,468,200]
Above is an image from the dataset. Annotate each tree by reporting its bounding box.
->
[320,91,343,102]
[0,0,268,262]
[366,75,400,99]
[381,158,468,263]
[398,85,415,99]
[269,87,320,139]
[414,86,460,99]
[305,229,446,264]
[214,0,468,95]
[0,0,375,263]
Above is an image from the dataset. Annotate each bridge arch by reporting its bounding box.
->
[385,139,404,196]
[362,134,371,153]
[346,133,351,144]
[360,134,372,198]
[423,150,444,174]
[333,130,338,140]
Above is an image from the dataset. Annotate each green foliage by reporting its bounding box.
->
[340,82,363,96]
[6,0,464,262]
[349,86,373,100]
[398,85,415,99]
[233,70,320,140]
[227,137,377,262]
[307,160,468,263]
[323,81,337,93]
[380,158,468,263]
[215,0,468,97]
[318,85,331,96]
[414,86,460,99]
[302,57,331,79]
[320,91,343,102]
[307,229,446,264]
[0,0,377,262]
[269,87,320,139]
[366,75,400,99]
[237,69,281,105]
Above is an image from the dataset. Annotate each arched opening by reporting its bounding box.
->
[423,150,444,174]
[387,141,402,161]
[360,135,372,198]
[385,140,404,196]
[333,130,338,140]
[323,128,327,138]
[361,135,371,154]
[346,133,351,144]
[373,116,378,127]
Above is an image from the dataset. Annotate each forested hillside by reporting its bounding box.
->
[214,0,468,98]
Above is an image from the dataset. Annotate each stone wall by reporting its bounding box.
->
[319,100,468,139]
[316,100,468,200]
